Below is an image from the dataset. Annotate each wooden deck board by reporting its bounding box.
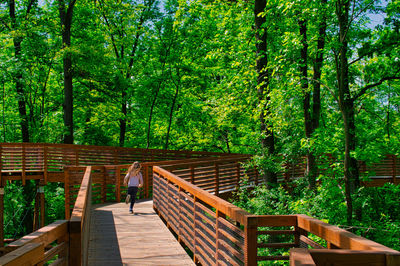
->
[88,200,195,266]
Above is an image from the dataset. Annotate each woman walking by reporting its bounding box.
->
[124,161,143,214]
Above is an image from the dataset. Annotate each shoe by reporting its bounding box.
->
[125,195,130,204]
[129,210,133,214]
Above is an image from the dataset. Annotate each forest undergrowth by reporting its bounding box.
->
[233,176,400,253]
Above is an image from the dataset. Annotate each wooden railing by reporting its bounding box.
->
[159,155,258,195]
[0,220,69,265]
[0,142,230,184]
[0,166,92,265]
[1,143,399,265]
[153,166,400,266]
[69,166,92,266]
[63,155,253,218]
[281,154,399,186]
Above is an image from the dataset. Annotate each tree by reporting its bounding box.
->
[334,0,400,222]
[255,0,277,186]
[58,0,77,144]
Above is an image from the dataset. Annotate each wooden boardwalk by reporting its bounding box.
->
[88,200,195,266]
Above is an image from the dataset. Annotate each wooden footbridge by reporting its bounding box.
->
[0,143,399,265]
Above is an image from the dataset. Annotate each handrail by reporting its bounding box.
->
[69,166,92,266]
[154,166,250,225]
[153,165,400,266]
[0,220,69,265]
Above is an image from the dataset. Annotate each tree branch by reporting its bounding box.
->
[354,76,400,101]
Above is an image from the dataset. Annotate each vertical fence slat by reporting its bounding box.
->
[144,165,149,198]
[43,146,48,184]
[392,155,396,184]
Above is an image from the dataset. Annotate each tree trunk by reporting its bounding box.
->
[298,18,317,189]
[336,0,360,223]
[9,0,30,143]
[312,0,327,132]
[58,0,77,144]
[255,0,276,186]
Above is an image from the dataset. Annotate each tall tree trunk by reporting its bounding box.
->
[58,0,77,144]
[312,0,327,132]
[298,18,317,189]
[119,12,146,147]
[9,0,30,142]
[336,0,359,223]
[255,0,276,187]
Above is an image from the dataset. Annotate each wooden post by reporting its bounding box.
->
[236,162,241,186]
[69,218,82,266]
[215,163,219,196]
[392,155,397,184]
[33,181,40,231]
[116,167,121,202]
[144,165,149,198]
[22,145,26,185]
[64,168,70,220]
[39,183,45,228]
[190,166,195,185]
[114,148,119,165]
[75,149,79,166]
[102,167,107,203]
[244,216,258,266]
[0,185,4,248]
[43,146,48,184]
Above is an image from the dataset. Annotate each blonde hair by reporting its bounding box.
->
[128,161,141,176]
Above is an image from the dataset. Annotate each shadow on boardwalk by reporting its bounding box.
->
[88,199,195,266]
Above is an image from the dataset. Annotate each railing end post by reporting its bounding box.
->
[244,216,258,266]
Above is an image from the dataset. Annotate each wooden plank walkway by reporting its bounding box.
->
[88,200,195,266]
